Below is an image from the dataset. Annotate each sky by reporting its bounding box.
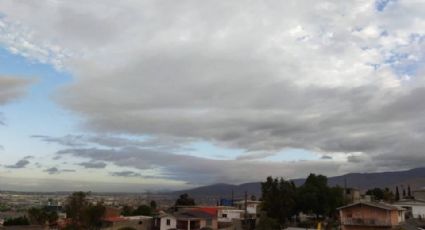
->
[0,0,425,192]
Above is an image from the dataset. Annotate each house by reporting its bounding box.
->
[152,212,177,230]
[345,188,361,203]
[338,202,405,230]
[174,208,217,230]
[393,199,425,219]
[216,207,244,229]
[217,207,244,222]
[233,200,261,219]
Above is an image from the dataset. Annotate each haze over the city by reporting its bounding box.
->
[0,0,424,192]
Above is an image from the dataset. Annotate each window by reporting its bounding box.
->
[139,221,143,225]
[222,214,227,218]
[206,218,212,226]
[166,219,171,226]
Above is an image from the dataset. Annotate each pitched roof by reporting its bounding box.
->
[174,209,215,220]
[337,202,403,211]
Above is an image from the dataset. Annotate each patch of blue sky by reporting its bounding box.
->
[181,140,244,160]
[263,148,319,162]
[375,0,396,12]
[0,47,78,160]
[385,51,423,78]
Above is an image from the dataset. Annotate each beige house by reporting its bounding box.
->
[338,202,405,230]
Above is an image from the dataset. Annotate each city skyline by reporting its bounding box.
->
[1,0,425,192]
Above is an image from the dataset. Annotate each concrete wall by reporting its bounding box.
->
[160,216,177,230]
[412,205,425,219]
[218,209,243,222]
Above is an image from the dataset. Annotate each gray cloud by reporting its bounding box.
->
[0,76,32,127]
[5,159,30,169]
[58,147,341,184]
[0,76,32,105]
[31,135,86,147]
[110,170,142,178]
[44,167,76,175]
[2,0,425,185]
[78,161,106,169]
[44,167,59,174]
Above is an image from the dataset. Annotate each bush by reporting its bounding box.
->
[3,216,30,226]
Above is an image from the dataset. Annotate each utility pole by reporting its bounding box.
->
[231,189,234,206]
[244,191,249,230]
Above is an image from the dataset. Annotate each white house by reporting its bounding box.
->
[233,200,261,218]
[393,200,425,219]
[217,208,244,222]
[152,213,177,230]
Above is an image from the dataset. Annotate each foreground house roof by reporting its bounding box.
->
[337,201,404,211]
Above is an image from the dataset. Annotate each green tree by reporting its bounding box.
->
[150,200,157,210]
[28,206,58,225]
[64,192,106,230]
[328,186,344,217]
[175,193,195,206]
[132,205,152,216]
[121,205,134,216]
[297,174,330,217]
[261,176,297,225]
[395,186,400,201]
[3,216,30,226]
[256,212,280,230]
[383,188,395,202]
[366,188,385,201]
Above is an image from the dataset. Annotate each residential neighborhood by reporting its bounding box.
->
[2,175,425,230]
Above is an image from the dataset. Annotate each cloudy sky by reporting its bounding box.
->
[0,0,425,192]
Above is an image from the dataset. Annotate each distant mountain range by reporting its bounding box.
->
[172,167,425,200]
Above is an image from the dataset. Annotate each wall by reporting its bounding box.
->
[340,204,399,230]
[160,216,177,230]
[412,205,425,219]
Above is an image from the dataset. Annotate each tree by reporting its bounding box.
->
[175,193,195,206]
[256,212,280,230]
[395,186,400,201]
[328,186,344,218]
[297,174,330,217]
[150,200,157,210]
[121,205,134,216]
[408,185,412,198]
[261,177,297,225]
[28,207,58,225]
[403,189,406,198]
[65,191,90,227]
[3,216,30,226]
[83,203,106,229]
[132,205,152,216]
[366,188,385,201]
[383,188,395,202]
[64,191,106,230]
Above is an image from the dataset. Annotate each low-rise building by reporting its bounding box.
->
[152,212,177,230]
[338,202,405,230]
[174,208,217,230]
[233,200,260,219]
[393,199,425,219]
